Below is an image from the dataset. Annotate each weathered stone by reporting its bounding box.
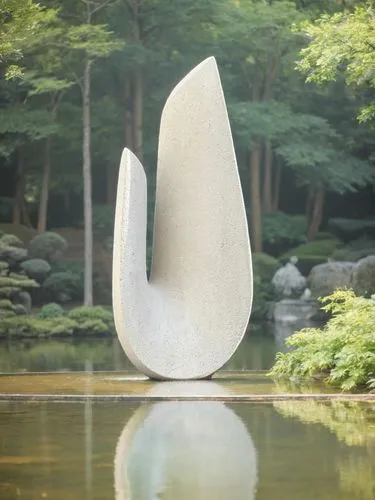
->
[272,258,306,298]
[113,57,252,380]
[351,255,375,296]
[308,262,354,298]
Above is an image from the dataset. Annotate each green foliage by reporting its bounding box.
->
[0,304,115,338]
[0,316,76,338]
[38,302,64,319]
[21,258,51,282]
[333,238,375,261]
[262,212,307,245]
[252,253,280,319]
[0,244,28,265]
[0,274,38,297]
[328,218,375,241]
[297,2,375,123]
[269,290,375,391]
[281,238,341,274]
[0,234,23,247]
[68,306,115,336]
[28,232,68,262]
[42,271,80,302]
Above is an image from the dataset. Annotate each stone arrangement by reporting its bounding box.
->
[112,57,252,380]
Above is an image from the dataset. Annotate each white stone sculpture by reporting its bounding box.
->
[113,57,252,380]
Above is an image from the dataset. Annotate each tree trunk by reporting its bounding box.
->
[272,158,281,212]
[37,137,52,233]
[262,140,273,213]
[133,68,143,162]
[307,185,325,241]
[13,148,24,225]
[82,57,93,306]
[250,142,262,252]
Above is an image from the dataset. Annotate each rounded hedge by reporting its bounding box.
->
[29,232,68,262]
[0,234,24,248]
[42,271,78,302]
[21,258,51,282]
[38,302,65,319]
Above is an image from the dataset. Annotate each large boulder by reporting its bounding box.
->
[351,255,375,297]
[308,262,354,298]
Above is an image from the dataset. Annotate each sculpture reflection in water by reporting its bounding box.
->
[114,383,257,500]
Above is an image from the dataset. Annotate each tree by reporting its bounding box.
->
[0,0,57,76]
[297,1,375,123]
[51,1,123,306]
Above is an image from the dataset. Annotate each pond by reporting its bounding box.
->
[1,321,374,500]
[0,322,297,374]
[0,400,374,499]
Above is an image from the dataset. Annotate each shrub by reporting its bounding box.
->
[0,316,76,338]
[28,232,68,262]
[328,218,375,241]
[269,290,375,391]
[332,237,375,262]
[0,260,9,275]
[68,305,115,335]
[251,253,280,320]
[262,212,307,245]
[280,238,342,275]
[53,260,84,299]
[38,302,65,319]
[21,258,51,282]
[0,245,28,265]
[42,271,80,302]
[0,234,24,247]
[0,274,39,298]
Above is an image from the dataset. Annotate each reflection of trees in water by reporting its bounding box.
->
[274,400,375,499]
[0,339,131,372]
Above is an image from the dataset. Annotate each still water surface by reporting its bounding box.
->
[0,323,290,374]
[0,400,374,499]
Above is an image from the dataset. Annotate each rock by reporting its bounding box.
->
[273,299,319,324]
[351,255,375,297]
[272,258,306,298]
[308,262,354,298]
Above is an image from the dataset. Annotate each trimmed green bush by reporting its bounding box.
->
[0,245,28,264]
[42,271,80,302]
[280,238,342,275]
[0,274,39,298]
[328,218,375,241]
[68,305,115,336]
[38,302,65,319]
[269,290,375,391]
[0,316,76,338]
[0,261,9,275]
[21,258,51,282]
[29,232,68,262]
[0,234,24,247]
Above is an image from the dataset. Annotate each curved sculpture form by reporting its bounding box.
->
[114,401,257,500]
[113,57,252,380]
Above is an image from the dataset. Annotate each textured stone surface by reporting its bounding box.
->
[352,255,375,296]
[112,57,252,380]
[308,262,354,298]
[114,402,257,499]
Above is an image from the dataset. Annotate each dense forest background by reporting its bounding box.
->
[1,0,374,306]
